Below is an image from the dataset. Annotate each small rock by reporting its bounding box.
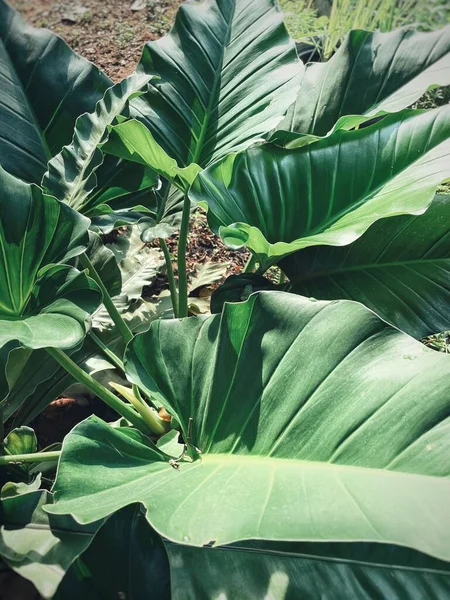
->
[61,5,89,24]
[131,0,147,10]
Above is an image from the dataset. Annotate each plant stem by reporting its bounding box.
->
[159,238,179,317]
[244,254,257,273]
[177,194,191,318]
[79,252,133,344]
[0,451,61,465]
[89,331,125,372]
[46,348,150,435]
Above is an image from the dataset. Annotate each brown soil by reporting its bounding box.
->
[9,0,182,81]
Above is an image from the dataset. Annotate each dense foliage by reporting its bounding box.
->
[0,0,450,597]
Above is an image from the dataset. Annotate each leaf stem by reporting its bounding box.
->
[79,253,133,344]
[177,194,191,318]
[244,254,257,273]
[89,331,125,372]
[45,348,150,435]
[0,451,61,465]
[159,238,179,317]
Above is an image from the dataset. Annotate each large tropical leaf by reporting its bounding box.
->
[128,0,301,170]
[101,0,301,237]
[191,106,450,268]
[281,194,450,339]
[42,72,157,216]
[48,292,450,564]
[0,0,111,184]
[166,541,450,599]
[0,485,102,599]
[281,27,450,136]
[0,168,101,400]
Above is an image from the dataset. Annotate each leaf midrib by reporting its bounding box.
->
[189,2,235,166]
[208,543,450,576]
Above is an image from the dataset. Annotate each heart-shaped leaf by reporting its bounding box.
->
[48,292,450,563]
[129,0,302,169]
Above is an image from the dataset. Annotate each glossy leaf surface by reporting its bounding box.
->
[191,107,450,267]
[281,27,450,136]
[130,0,301,168]
[49,293,450,563]
[0,168,101,400]
[167,541,450,600]
[43,72,156,215]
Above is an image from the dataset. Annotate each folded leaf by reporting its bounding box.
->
[49,292,450,563]
[281,27,450,136]
[0,0,111,184]
[282,194,450,339]
[85,232,122,298]
[43,73,156,215]
[103,120,201,191]
[191,106,450,268]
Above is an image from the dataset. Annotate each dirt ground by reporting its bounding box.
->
[9,0,183,80]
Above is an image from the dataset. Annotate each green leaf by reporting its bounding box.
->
[3,427,37,456]
[166,540,450,599]
[129,0,301,167]
[191,106,450,268]
[49,292,450,562]
[0,0,111,184]
[0,168,101,401]
[43,73,157,215]
[281,194,450,339]
[103,120,202,191]
[0,488,103,599]
[55,505,171,600]
[281,27,450,136]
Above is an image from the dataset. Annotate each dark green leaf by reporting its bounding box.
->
[282,194,450,339]
[0,487,102,599]
[55,505,170,600]
[281,27,450,136]
[0,0,111,183]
